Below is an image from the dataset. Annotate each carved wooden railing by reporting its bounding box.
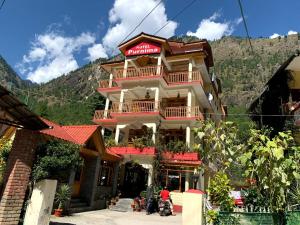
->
[99,79,119,88]
[114,66,164,79]
[111,101,159,113]
[163,106,203,119]
[93,110,112,120]
[164,71,203,85]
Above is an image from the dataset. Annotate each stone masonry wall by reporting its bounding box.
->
[0,129,40,225]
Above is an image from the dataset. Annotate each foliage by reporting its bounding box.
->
[243,188,268,211]
[208,172,235,212]
[206,209,219,224]
[55,184,71,209]
[105,136,117,148]
[32,140,83,182]
[166,140,189,153]
[193,120,245,172]
[239,129,300,212]
[0,137,12,184]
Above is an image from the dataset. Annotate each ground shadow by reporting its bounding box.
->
[50,222,75,225]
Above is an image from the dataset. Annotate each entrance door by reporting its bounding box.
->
[72,166,83,197]
[122,162,148,198]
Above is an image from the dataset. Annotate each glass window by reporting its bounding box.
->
[98,160,114,186]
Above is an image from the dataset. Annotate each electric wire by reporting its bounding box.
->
[0,0,6,11]
[237,0,253,53]
[154,0,198,35]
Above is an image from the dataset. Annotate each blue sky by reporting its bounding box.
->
[0,0,299,83]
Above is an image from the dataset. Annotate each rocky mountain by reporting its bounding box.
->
[1,34,299,126]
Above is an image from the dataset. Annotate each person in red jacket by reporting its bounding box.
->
[160,186,175,215]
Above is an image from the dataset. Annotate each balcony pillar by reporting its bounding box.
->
[108,73,113,87]
[188,59,193,82]
[187,89,192,117]
[119,89,127,112]
[104,98,110,118]
[156,56,162,75]
[185,172,190,191]
[123,60,128,78]
[186,126,191,148]
[154,87,159,111]
[144,123,156,144]
[115,124,127,144]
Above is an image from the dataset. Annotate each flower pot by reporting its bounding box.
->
[54,208,63,217]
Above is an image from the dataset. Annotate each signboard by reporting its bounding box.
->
[125,41,161,56]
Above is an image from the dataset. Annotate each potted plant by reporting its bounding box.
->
[54,184,71,217]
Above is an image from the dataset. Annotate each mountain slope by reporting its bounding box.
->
[1,34,299,125]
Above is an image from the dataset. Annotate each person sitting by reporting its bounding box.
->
[160,186,175,215]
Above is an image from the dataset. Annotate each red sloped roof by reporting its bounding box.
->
[40,118,99,145]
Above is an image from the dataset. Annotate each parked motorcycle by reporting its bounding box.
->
[158,199,172,216]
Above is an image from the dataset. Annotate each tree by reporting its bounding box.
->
[193,120,245,173]
[239,129,300,213]
[32,140,83,182]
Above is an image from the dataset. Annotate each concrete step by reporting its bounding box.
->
[70,201,89,208]
[69,206,93,214]
[110,198,133,212]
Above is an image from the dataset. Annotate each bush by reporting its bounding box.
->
[32,140,83,182]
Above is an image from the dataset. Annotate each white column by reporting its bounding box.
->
[154,87,159,111]
[119,89,126,112]
[186,126,191,148]
[115,124,127,144]
[188,59,193,82]
[148,166,153,186]
[101,128,105,136]
[185,172,190,191]
[156,56,162,75]
[123,60,128,78]
[109,73,113,87]
[144,123,156,144]
[104,98,110,118]
[187,89,192,117]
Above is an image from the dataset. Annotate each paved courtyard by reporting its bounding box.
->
[50,209,181,225]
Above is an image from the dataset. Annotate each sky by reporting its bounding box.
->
[0,0,300,83]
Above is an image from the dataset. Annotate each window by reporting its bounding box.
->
[98,160,114,186]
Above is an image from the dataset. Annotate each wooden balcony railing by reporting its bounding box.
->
[163,106,203,118]
[94,105,204,120]
[114,66,164,79]
[99,80,119,88]
[111,101,159,113]
[164,71,203,85]
[94,110,112,120]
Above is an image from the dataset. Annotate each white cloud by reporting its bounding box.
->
[269,33,283,39]
[186,12,242,41]
[102,0,177,54]
[18,31,100,83]
[288,30,298,35]
[87,44,108,62]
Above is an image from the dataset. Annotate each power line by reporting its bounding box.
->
[0,0,6,11]
[119,0,164,45]
[237,0,253,53]
[154,0,198,35]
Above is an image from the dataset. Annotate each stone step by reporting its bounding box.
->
[70,198,82,203]
[70,201,89,208]
[69,206,93,214]
[109,198,133,212]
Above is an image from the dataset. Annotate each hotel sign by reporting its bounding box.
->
[125,41,161,56]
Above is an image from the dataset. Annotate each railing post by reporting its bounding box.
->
[123,60,128,78]
[109,73,113,88]
[154,87,160,111]
[104,98,110,118]
[156,56,162,75]
[187,89,192,117]
[188,58,193,82]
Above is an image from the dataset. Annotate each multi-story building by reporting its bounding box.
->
[93,33,225,209]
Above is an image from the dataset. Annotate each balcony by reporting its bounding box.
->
[164,71,203,86]
[114,66,164,79]
[99,80,119,89]
[93,104,204,122]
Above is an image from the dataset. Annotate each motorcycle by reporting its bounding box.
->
[158,199,172,216]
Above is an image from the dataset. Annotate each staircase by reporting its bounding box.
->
[69,198,92,213]
[109,198,133,212]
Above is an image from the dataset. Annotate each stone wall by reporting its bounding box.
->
[0,129,40,225]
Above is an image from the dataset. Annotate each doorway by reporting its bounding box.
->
[122,161,148,198]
